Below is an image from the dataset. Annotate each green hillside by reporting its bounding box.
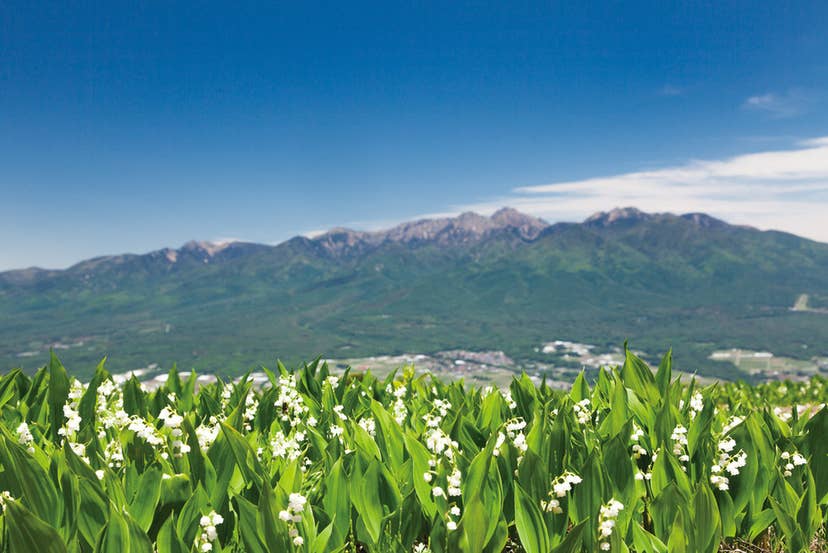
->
[2,208,828,379]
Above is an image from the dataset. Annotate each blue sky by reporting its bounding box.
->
[2,2,827,270]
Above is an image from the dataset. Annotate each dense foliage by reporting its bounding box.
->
[0,349,826,552]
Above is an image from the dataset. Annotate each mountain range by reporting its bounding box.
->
[2,207,828,380]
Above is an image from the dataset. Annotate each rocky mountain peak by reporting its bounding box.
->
[680,212,727,228]
[490,207,549,238]
[181,240,235,257]
[584,207,653,227]
[312,208,550,255]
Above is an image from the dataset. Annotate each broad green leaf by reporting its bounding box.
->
[156,515,188,553]
[514,483,550,553]
[48,352,70,441]
[5,499,68,553]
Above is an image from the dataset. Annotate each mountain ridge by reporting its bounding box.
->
[0,207,785,278]
[2,206,827,380]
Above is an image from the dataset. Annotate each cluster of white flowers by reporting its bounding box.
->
[629,423,653,482]
[630,423,646,459]
[423,399,456,460]
[540,472,582,513]
[327,404,348,441]
[59,380,84,439]
[428,471,462,528]
[278,493,307,546]
[92,379,130,467]
[158,406,191,458]
[220,385,234,407]
[332,405,347,421]
[16,421,34,454]
[196,417,221,451]
[358,416,376,437]
[446,467,462,497]
[127,416,165,448]
[572,398,592,425]
[195,511,223,552]
[274,375,309,426]
[242,393,258,432]
[597,499,624,551]
[445,504,461,531]
[386,383,408,425]
[61,402,82,437]
[780,450,807,477]
[412,543,432,553]
[670,425,690,467]
[0,490,14,512]
[96,380,131,431]
[270,430,305,461]
[424,424,454,455]
[102,438,124,469]
[634,443,658,483]
[493,418,528,463]
[421,399,463,531]
[688,391,704,419]
[503,390,517,410]
[58,379,90,462]
[710,437,747,491]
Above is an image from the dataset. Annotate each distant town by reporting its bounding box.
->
[113,339,828,391]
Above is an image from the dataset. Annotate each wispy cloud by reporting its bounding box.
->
[446,137,828,243]
[312,138,828,245]
[743,89,813,118]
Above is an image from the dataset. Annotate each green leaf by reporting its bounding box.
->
[514,483,550,553]
[258,482,292,553]
[322,458,351,546]
[404,432,438,519]
[620,345,659,405]
[746,509,776,542]
[97,506,130,553]
[350,459,386,545]
[666,509,687,553]
[127,466,162,532]
[655,349,672,396]
[603,435,635,501]
[631,522,668,553]
[5,499,68,553]
[0,368,22,410]
[797,466,821,542]
[219,421,264,489]
[233,495,268,553]
[78,359,108,438]
[0,436,62,526]
[370,400,405,470]
[48,351,70,441]
[691,484,720,553]
[551,520,588,553]
[77,479,109,548]
[156,515,188,553]
[176,484,208,546]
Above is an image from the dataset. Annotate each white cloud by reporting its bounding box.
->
[743,89,813,118]
[447,136,828,243]
[301,229,330,239]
